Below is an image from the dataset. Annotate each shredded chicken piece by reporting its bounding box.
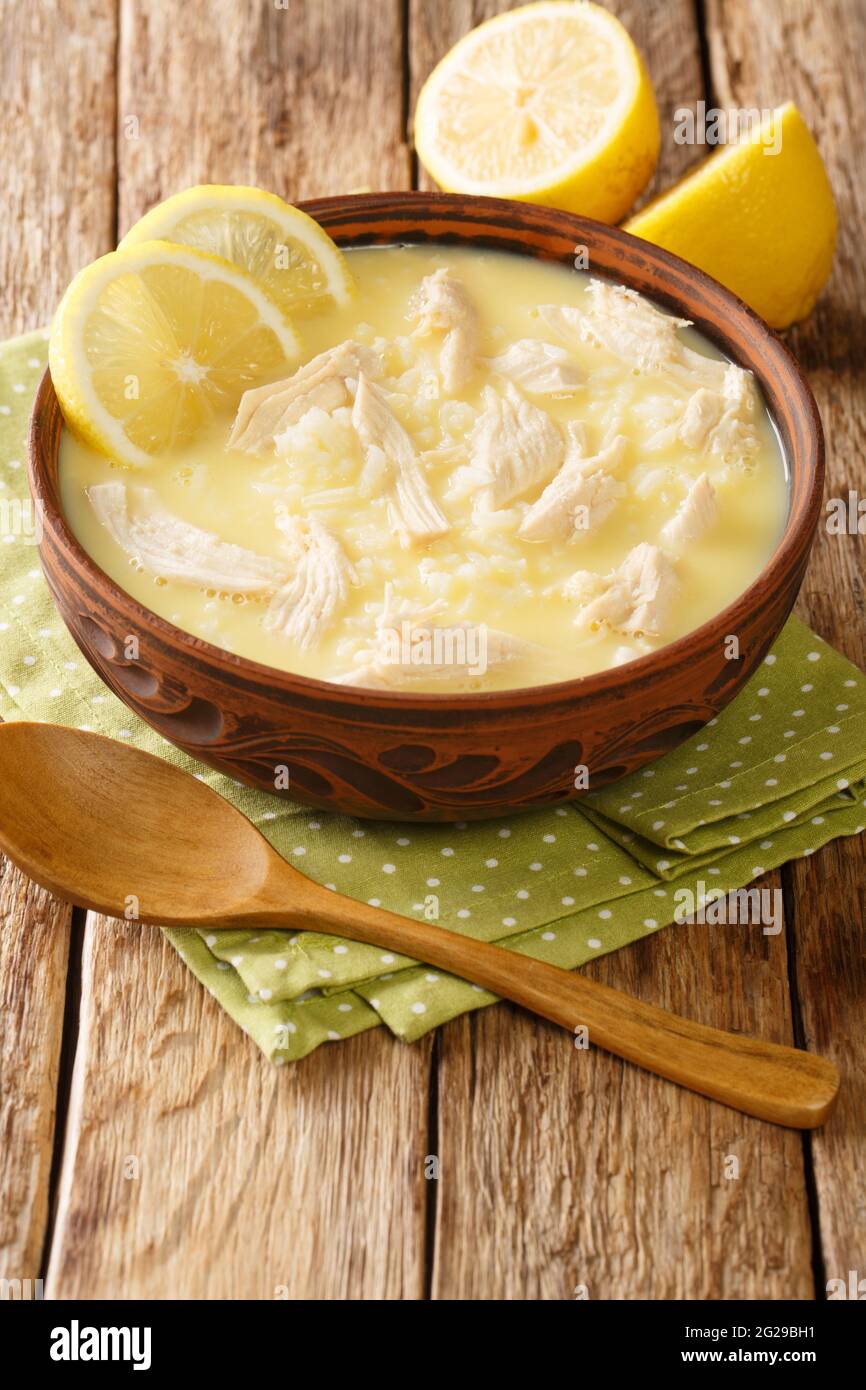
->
[540,282,691,375]
[420,442,467,472]
[670,350,754,403]
[540,284,760,428]
[677,365,758,462]
[410,269,478,392]
[660,473,717,550]
[485,339,582,395]
[678,388,725,449]
[722,363,756,412]
[708,411,760,465]
[536,304,585,347]
[565,542,678,638]
[682,399,759,464]
[229,341,382,453]
[265,513,358,650]
[336,587,540,688]
[519,435,627,542]
[585,281,695,372]
[706,366,760,463]
[456,383,564,510]
[87,482,287,593]
[565,419,589,455]
[351,372,449,546]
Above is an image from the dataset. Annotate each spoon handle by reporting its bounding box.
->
[272,883,838,1128]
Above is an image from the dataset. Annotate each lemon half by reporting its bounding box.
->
[119,184,354,318]
[414,0,659,223]
[625,103,837,329]
[49,240,302,468]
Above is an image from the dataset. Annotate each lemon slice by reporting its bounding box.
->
[49,240,302,468]
[414,0,659,223]
[624,103,837,329]
[119,185,354,318]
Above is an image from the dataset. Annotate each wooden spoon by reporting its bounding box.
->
[0,721,838,1128]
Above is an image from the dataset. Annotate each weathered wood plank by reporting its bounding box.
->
[0,0,115,1284]
[116,0,410,230]
[413,0,812,1300]
[45,0,428,1300]
[705,0,866,1297]
[433,916,811,1300]
[0,0,117,336]
[46,916,430,1299]
[0,858,72,1284]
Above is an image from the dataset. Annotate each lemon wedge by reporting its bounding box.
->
[119,185,354,318]
[414,0,659,223]
[625,103,837,329]
[49,240,301,468]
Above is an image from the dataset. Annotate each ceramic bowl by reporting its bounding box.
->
[28,192,823,821]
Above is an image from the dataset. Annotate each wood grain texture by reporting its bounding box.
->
[116,0,410,232]
[705,0,866,1297]
[0,856,72,1283]
[415,0,814,1299]
[46,916,430,1300]
[433,913,813,1300]
[0,0,114,1288]
[45,0,428,1300]
[0,0,117,336]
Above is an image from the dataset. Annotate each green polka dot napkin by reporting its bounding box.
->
[3,330,865,1062]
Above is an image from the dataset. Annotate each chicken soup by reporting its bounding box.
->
[60,243,788,692]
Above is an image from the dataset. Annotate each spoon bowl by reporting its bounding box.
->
[0,722,275,924]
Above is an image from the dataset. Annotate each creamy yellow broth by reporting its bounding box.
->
[59,243,788,691]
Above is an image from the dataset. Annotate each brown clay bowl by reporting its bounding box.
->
[28,192,823,821]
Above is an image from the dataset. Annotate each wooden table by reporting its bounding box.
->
[1,0,863,1301]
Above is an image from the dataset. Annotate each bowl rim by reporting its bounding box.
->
[29,189,824,711]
